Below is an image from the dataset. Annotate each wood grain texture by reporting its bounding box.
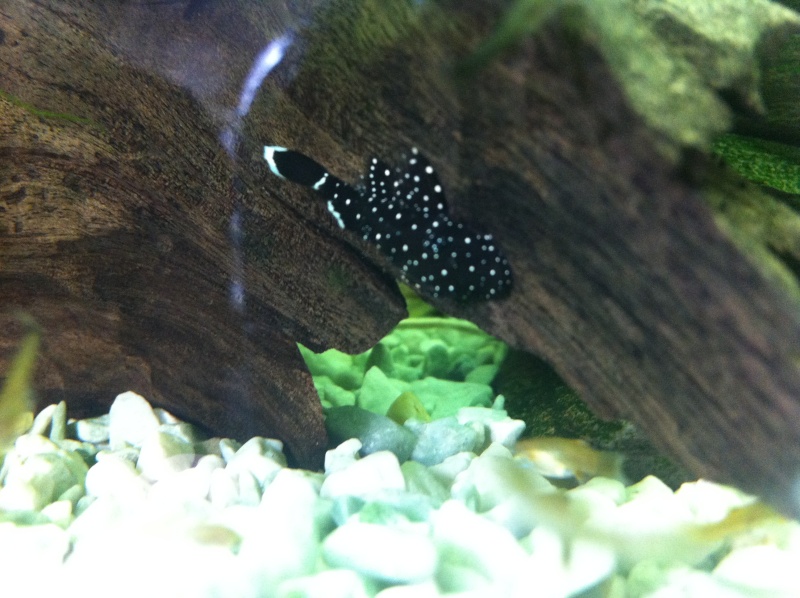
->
[0,0,406,467]
[2,0,800,518]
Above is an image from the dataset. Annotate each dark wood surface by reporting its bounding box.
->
[2,0,800,516]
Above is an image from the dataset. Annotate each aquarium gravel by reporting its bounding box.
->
[1,392,799,598]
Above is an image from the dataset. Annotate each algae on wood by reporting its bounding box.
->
[3,0,800,518]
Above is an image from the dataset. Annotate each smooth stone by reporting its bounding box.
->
[159,421,201,445]
[136,430,195,482]
[149,464,215,504]
[302,346,363,390]
[0,521,71,567]
[714,544,800,594]
[226,437,287,487]
[408,417,482,466]
[235,470,262,506]
[401,461,450,506]
[153,407,181,425]
[84,455,150,502]
[218,438,242,463]
[428,452,475,488]
[226,450,284,490]
[263,437,285,455]
[330,495,367,526]
[209,468,239,508]
[260,469,320,515]
[375,581,442,598]
[325,406,417,462]
[357,492,435,524]
[518,527,616,597]
[457,406,525,447]
[29,403,57,437]
[235,470,321,588]
[41,499,73,527]
[408,378,493,419]
[49,401,67,442]
[420,339,451,378]
[13,432,59,457]
[321,451,406,500]
[464,363,500,385]
[95,447,140,466]
[357,366,408,414]
[0,482,45,511]
[322,522,438,583]
[324,438,363,475]
[431,500,528,586]
[572,477,627,505]
[276,569,370,598]
[3,449,86,509]
[452,452,553,538]
[73,415,110,444]
[57,483,86,505]
[27,401,67,442]
[108,391,160,449]
[485,418,526,447]
[313,375,357,409]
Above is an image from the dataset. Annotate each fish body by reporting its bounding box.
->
[515,436,625,483]
[264,146,513,302]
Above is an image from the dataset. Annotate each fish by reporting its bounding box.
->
[514,436,626,483]
[263,146,513,302]
[688,500,784,544]
[0,317,40,457]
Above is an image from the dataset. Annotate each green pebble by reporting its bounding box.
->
[386,392,431,424]
[409,378,493,419]
[325,406,417,462]
[357,367,408,414]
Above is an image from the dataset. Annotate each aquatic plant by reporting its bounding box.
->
[0,318,39,462]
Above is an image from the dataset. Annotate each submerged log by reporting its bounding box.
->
[0,0,406,467]
[2,0,800,518]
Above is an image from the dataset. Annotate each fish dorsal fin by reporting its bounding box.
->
[365,157,397,205]
[393,148,448,216]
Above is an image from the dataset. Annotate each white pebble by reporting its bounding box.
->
[276,569,369,598]
[235,470,262,506]
[236,469,321,588]
[41,499,73,527]
[136,430,194,482]
[714,545,800,594]
[518,526,616,597]
[431,500,527,588]
[108,391,160,449]
[209,468,239,508]
[324,438,363,475]
[149,465,214,504]
[226,446,284,489]
[375,581,441,598]
[74,415,110,444]
[84,455,149,502]
[428,452,475,488]
[486,418,526,447]
[323,522,438,583]
[321,451,406,499]
[219,438,242,463]
[0,521,70,570]
[0,481,46,511]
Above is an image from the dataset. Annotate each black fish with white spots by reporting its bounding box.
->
[264,145,513,302]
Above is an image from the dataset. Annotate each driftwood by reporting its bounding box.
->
[0,0,407,467]
[3,0,800,517]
